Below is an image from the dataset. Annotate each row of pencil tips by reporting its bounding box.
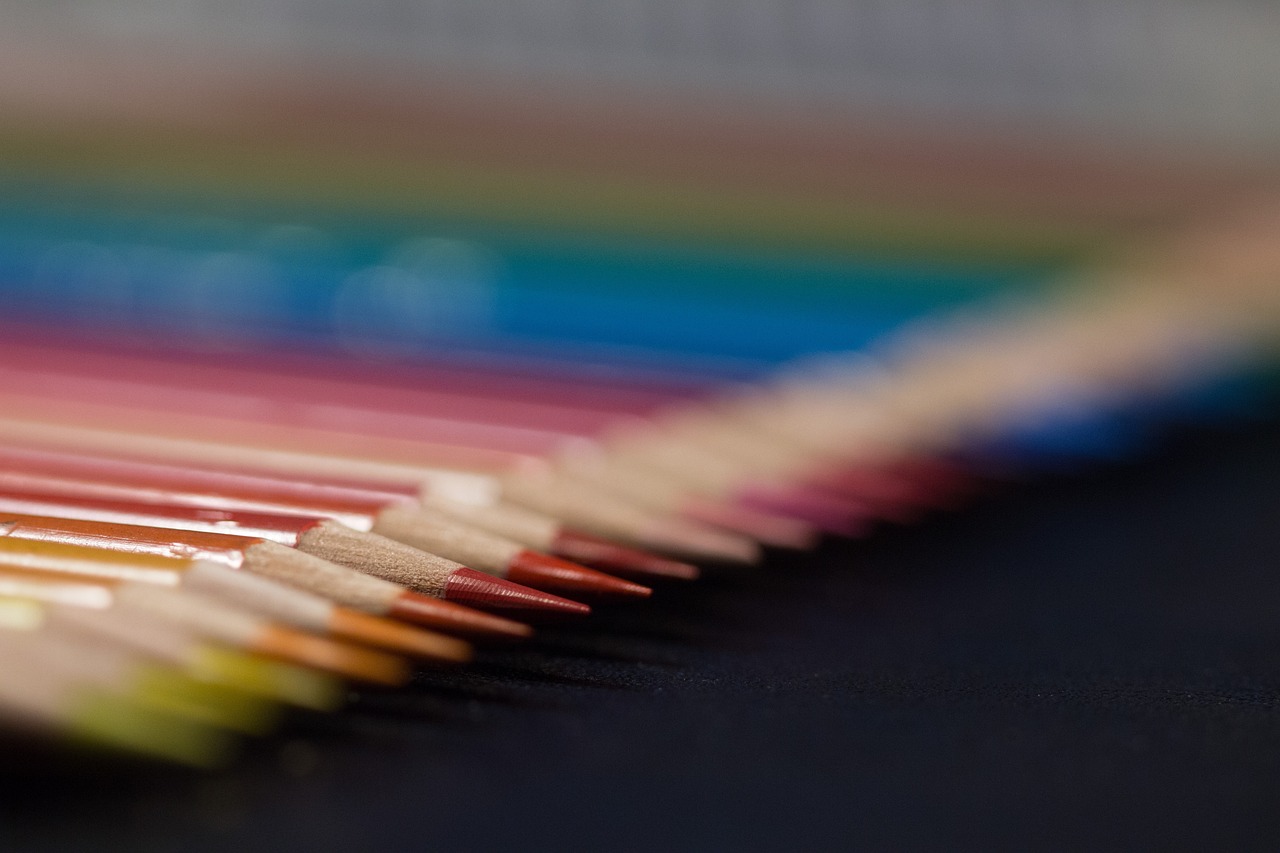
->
[1,199,1279,766]
[0,492,681,766]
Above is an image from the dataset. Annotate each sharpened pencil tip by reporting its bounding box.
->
[444,568,591,617]
[551,530,701,581]
[507,550,652,599]
[388,592,535,642]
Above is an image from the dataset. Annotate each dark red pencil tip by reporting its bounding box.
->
[388,591,534,642]
[444,567,591,618]
[506,550,652,600]
[551,529,701,582]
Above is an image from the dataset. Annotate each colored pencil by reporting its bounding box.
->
[0,540,413,686]
[0,512,474,663]
[0,645,236,768]
[0,621,278,735]
[0,430,563,637]
[0,584,344,711]
[0,491,534,642]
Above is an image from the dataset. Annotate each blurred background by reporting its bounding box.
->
[0,0,1277,378]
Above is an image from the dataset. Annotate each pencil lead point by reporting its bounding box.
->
[551,530,702,581]
[388,592,535,642]
[507,550,652,599]
[444,568,591,617]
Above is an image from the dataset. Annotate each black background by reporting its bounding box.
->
[4,417,1280,851]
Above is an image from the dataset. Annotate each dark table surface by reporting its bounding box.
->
[4,417,1280,852]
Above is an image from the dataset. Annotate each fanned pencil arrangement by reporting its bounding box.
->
[0,5,1276,771]
[1,191,1278,767]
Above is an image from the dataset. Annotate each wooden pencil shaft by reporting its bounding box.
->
[296,521,458,596]
[372,505,522,572]
[0,628,149,692]
[44,603,201,667]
